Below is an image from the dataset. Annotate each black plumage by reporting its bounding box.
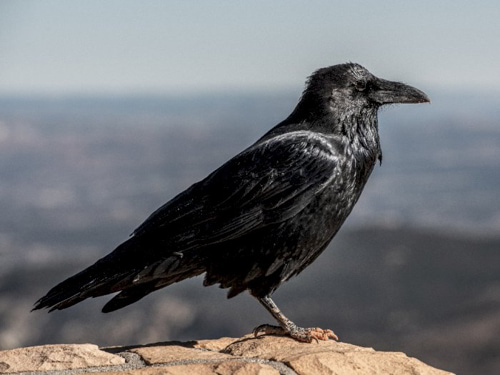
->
[33,63,429,342]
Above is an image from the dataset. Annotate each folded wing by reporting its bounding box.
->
[33,131,342,312]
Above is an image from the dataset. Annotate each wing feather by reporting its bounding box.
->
[133,131,341,250]
[33,131,343,312]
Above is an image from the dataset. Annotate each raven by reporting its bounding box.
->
[33,63,429,342]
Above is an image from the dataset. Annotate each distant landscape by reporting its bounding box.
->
[0,90,499,375]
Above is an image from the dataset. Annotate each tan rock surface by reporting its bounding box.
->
[195,336,243,351]
[222,335,363,360]
[0,336,454,375]
[221,336,453,375]
[129,343,234,365]
[95,361,279,375]
[0,343,124,373]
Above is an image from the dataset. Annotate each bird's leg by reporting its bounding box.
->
[252,295,338,343]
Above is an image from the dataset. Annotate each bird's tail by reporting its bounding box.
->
[32,236,204,313]
[32,242,135,312]
[32,262,119,312]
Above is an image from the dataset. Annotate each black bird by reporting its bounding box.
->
[33,63,429,342]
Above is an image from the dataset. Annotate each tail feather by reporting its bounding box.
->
[32,260,129,312]
[101,268,204,313]
[33,235,207,313]
[101,282,162,313]
[33,236,147,312]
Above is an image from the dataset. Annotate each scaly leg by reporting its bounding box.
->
[252,295,338,343]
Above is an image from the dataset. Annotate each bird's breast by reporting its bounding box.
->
[303,145,377,236]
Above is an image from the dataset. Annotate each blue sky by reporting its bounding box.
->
[1,0,499,94]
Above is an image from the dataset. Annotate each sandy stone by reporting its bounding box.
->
[94,361,279,375]
[0,343,124,373]
[222,335,365,360]
[129,343,234,365]
[195,336,247,351]
[0,336,454,375]
[222,336,454,375]
[287,350,453,375]
[163,361,280,375]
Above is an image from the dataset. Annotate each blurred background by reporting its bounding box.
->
[1,1,499,374]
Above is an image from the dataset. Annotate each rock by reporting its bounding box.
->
[0,343,124,373]
[98,361,279,375]
[196,336,243,351]
[129,342,234,364]
[0,336,454,375]
[220,335,453,375]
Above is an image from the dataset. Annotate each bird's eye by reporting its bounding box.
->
[355,80,367,92]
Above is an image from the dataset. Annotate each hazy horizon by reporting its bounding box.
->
[1,90,499,239]
[1,1,499,95]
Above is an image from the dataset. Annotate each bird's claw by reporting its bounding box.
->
[307,327,339,342]
[253,324,338,343]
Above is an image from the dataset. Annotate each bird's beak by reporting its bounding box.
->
[369,78,430,105]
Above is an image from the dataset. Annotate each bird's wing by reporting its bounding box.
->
[32,131,343,312]
[132,131,342,250]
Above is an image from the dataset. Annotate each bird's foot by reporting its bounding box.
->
[253,323,338,343]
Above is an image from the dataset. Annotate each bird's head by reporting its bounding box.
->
[297,63,430,122]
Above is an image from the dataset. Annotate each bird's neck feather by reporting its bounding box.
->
[287,101,381,157]
[339,107,381,164]
[260,101,382,165]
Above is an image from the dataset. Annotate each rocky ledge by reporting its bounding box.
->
[0,335,454,375]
